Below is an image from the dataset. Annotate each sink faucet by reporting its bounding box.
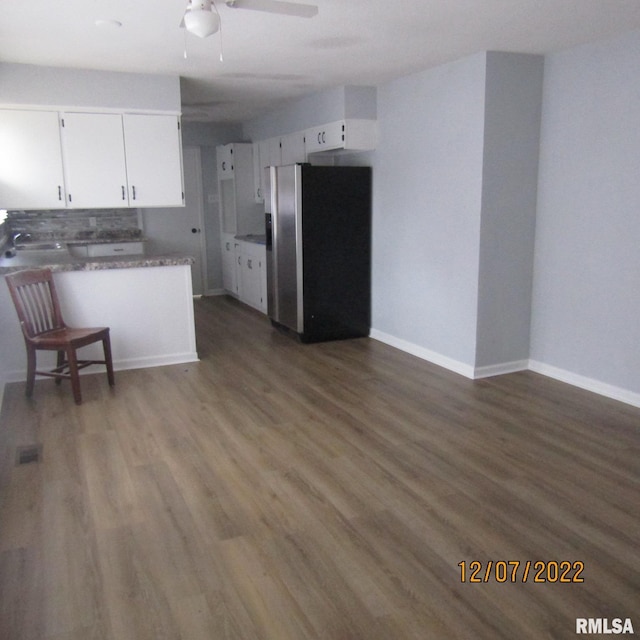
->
[13,232,32,246]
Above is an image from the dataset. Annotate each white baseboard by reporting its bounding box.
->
[370,329,639,408]
[528,360,640,409]
[204,287,226,296]
[473,360,529,379]
[1,353,199,384]
[369,329,475,378]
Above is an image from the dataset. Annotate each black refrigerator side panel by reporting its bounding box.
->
[300,165,372,342]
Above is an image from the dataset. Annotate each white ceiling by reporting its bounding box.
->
[2,0,640,123]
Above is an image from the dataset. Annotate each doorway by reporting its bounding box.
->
[141,146,207,295]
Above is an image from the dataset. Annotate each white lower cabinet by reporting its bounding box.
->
[239,242,267,313]
[222,237,267,313]
[221,233,239,295]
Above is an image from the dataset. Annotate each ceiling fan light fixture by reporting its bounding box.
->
[184,1,220,38]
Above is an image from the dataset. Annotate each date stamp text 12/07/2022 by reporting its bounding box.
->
[458,560,585,584]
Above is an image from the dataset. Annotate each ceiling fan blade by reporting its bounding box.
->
[225,0,318,18]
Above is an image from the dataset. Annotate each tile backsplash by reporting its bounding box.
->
[6,209,142,242]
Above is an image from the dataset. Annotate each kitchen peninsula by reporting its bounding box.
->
[0,248,198,390]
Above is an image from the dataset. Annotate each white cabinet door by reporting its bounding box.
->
[265,137,282,167]
[305,119,377,155]
[61,112,128,208]
[239,242,266,312]
[0,110,66,209]
[221,233,238,295]
[305,121,345,153]
[281,131,306,165]
[217,144,235,177]
[123,114,184,207]
[252,141,264,202]
[253,137,283,203]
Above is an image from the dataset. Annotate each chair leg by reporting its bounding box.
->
[55,350,65,385]
[103,334,115,387]
[25,346,36,398]
[67,348,82,405]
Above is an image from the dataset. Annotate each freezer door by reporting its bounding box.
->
[270,165,304,332]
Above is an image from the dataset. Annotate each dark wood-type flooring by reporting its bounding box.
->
[1,295,638,639]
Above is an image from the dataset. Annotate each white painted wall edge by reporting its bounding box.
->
[370,329,640,409]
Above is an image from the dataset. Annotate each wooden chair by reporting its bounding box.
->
[5,268,115,404]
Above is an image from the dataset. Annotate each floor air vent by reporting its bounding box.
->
[16,444,43,466]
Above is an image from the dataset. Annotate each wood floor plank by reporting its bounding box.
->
[1,294,639,639]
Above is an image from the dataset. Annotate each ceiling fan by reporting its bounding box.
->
[181,0,318,39]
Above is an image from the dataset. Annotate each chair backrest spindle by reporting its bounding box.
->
[5,269,66,339]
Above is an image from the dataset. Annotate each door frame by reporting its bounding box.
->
[184,146,208,296]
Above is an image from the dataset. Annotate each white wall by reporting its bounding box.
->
[370,53,487,371]
[476,52,544,370]
[0,63,180,112]
[530,29,640,401]
[157,121,242,292]
[243,86,377,140]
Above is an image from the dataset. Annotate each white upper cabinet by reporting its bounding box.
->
[304,119,377,155]
[61,112,129,208]
[0,109,66,209]
[1,108,184,210]
[122,114,184,207]
[217,144,235,177]
[252,137,283,203]
[218,143,263,236]
[280,131,306,165]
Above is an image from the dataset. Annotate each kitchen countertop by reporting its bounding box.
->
[65,237,147,247]
[0,249,194,275]
[235,234,266,245]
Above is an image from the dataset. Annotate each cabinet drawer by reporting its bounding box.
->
[86,242,144,257]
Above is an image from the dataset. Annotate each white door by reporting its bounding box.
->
[141,147,207,295]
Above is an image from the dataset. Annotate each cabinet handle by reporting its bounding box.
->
[222,161,226,171]
[317,132,322,144]
[226,242,230,250]
[58,185,62,201]
[248,259,253,269]
[121,185,126,200]
[322,131,326,143]
[132,185,136,200]
[238,256,241,265]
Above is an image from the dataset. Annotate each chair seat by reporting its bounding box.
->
[31,326,111,350]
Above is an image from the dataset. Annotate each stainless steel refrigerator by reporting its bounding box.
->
[265,163,372,343]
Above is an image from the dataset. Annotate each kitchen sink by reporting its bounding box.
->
[15,241,67,251]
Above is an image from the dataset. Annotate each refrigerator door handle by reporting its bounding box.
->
[268,166,279,321]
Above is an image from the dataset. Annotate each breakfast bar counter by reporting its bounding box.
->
[0,251,199,391]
